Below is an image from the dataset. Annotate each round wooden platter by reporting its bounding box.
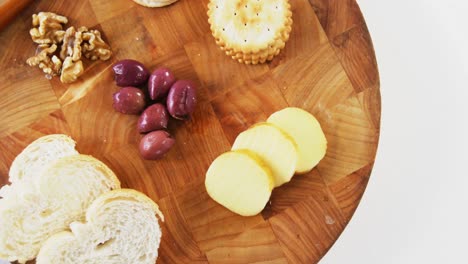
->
[0,0,380,263]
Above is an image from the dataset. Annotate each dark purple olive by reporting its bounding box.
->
[112,59,150,87]
[112,87,146,115]
[137,103,169,133]
[148,68,176,101]
[166,80,197,120]
[139,130,175,160]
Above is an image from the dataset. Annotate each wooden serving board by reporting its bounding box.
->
[0,0,380,263]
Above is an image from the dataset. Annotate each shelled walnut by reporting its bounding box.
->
[81,28,112,61]
[29,12,68,44]
[26,44,62,76]
[26,12,112,84]
[60,57,84,83]
[60,26,82,62]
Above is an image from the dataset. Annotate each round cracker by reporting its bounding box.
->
[208,0,292,64]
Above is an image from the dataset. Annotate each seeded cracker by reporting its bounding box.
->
[208,0,293,64]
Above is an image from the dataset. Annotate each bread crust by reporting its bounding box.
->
[44,154,121,191]
[86,188,163,222]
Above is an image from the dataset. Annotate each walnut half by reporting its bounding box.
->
[29,12,68,44]
[60,26,82,62]
[81,28,112,61]
[26,44,62,76]
[60,57,84,84]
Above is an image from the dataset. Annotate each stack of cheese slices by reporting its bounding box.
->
[0,134,164,264]
[205,107,327,216]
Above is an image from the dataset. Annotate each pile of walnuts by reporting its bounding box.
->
[26,12,112,83]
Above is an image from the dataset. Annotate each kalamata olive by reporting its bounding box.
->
[137,103,169,133]
[148,68,176,101]
[139,130,175,160]
[166,80,197,120]
[113,87,146,115]
[112,59,150,87]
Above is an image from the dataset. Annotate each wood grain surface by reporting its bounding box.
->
[0,0,34,31]
[0,0,380,263]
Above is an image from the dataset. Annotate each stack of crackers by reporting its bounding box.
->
[208,0,293,64]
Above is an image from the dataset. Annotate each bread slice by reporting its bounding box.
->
[0,134,78,207]
[0,154,120,263]
[36,189,164,264]
[133,0,178,7]
[8,134,78,185]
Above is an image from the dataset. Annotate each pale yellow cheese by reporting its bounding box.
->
[205,150,273,216]
[268,107,327,173]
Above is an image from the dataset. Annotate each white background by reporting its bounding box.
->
[321,0,468,263]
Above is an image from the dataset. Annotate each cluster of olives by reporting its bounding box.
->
[112,59,197,160]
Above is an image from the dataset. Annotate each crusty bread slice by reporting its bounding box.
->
[0,134,78,199]
[133,0,178,7]
[36,189,164,264]
[0,154,120,263]
[8,134,78,185]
